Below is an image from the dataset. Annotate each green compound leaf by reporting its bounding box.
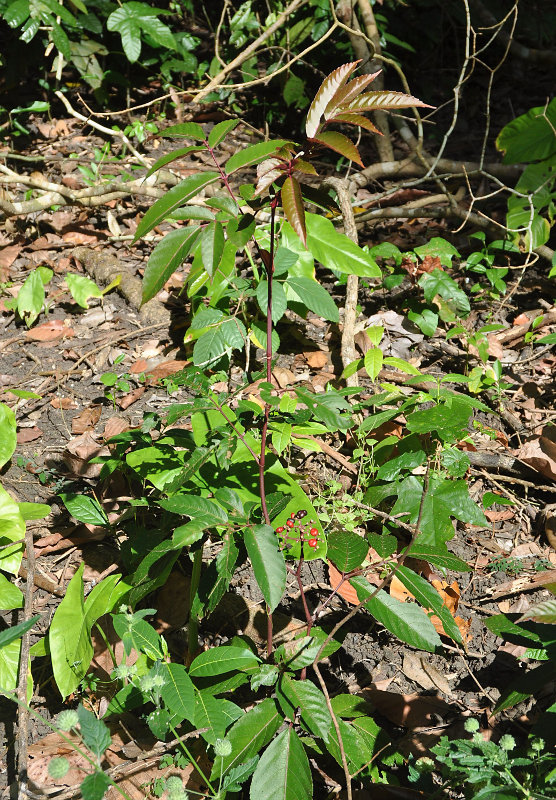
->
[250,728,312,800]
[305,213,381,277]
[287,275,339,322]
[189,646,260,678]
[160,663,195,725]
[134,173,219,240]
[395,565,463,643]
[244,525,287,612]
[58,493,109,527]
[208,118,240,149]
[210,698,281,781]
[327,530,369,573]
[350,578,442,652]
[225,140,289,175]
[194,692,242,744]
[80,770,110,800]
[278,674,332,741]
[142,226,201,304]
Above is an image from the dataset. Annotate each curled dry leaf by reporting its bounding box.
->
[103,416,132,440]
[71,404,102,434]
[51,396,79,409]
[63,432,109,478]
[118,386,145,409]
[518,429,556,482]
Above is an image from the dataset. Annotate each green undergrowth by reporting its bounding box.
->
[1,61,556,800]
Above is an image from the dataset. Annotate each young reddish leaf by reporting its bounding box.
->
[343,90,432,114]
[311,131,364,167]
[305,61,360,139]
[281,175,307,245]
[255,158,285,196]
[324,71,381,118]
[329,112,382,135]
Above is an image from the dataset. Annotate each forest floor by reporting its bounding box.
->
[1,104,556,799]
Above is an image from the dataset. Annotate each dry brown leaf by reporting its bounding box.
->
[72,405,102,434]
[26,319,75,342]
[402,652,453,696]
[51,396,79,410]
[518,429,556,482]
[118,386,145,409]
[62,228,104,245]
[103,416,132,440]
[484,508,515,522]
[0,243,21,269]
[146,359,188,383]
[272,366,296,388]
[16,426,42,443]
[304,350,328,369]
[328,557,380,606]
[130,357,148,374]
[63,432,109,478]
[485,569,556,599]
[513,313,530,326]
[363,687,453,729]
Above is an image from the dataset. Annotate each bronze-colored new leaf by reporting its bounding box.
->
[311,131,364,167]
[305,61,360,139]
[281,175,306,245]
[343,90,432,114]
[324,71,381,119]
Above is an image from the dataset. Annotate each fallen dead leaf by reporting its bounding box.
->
[16,426,42,443]
[130,357,148,374]
[62,228,104,245]
[272,366,296,388]
[71,405,102,434]
[118,386,145,409]
[25,319,75,342]
[518,428,556,482]
[63,432,109,478]
[484,508,515,522]
[304,350,328,369]
[363,686,453,729]
[0,243,21,269]
[103,416,132,439]
[145,359,188,383]
[513,313,530,326]
[402,652,453,696]
[485,569,556,599]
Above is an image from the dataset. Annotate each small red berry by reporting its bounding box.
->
[276,526,285,533]
[308,538,317,548]
[290,512,295,518]
[310,527,318,536]
[286,519,295,528]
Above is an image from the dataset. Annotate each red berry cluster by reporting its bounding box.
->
[275,509,320,550]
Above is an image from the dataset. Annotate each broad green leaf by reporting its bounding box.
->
[0,573,23,611]
[287,275,339,322]
[312,131,363,166]
[112,615,163,661]
[0,639,21,692]
[0,404,16,468]
[306,61,359,139]
[281,175,306,245]
[193,327,230,367]
[160,663,195,724]
[49,563,91,698]
[210,698,281,780]
[419,269,470,317]
[305,213,381,277]
[158,494,227,525]
[395,565,463,643]
[18,502,50,521]
[226,140,288,175]
[142,226,201,304]
[250,728,312,800]
[208,118,240,148]
[77,705,111,759]
[392,474,487,546]
[200,221,225,277]
[496,99,556,164]
[17,270,44,326]
[382,356,422,375]
[276,627,343,670]
[194,692,242,744]
[271,423,292,455]
[367,532,397,560]
[327,530,369,573]
[279,674,332,742]
[0,615,38,649]
[80,771,110,800]
[406,398,472,441]
[134,173,219,240]
[189,646,260,678]
[243,525,286,612]
[351,578,442,652]
[364,347,383,381]
[408,540,471,572]
[249,322,280,355]
[256,280,287,324]
[58,493,108,527]
[414,237,460,267]
[146,144,205,177]
[126,444,185,491]
[0,486,25,575]
[159,122,206,141]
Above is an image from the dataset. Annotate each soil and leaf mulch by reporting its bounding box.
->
[0,111,556,799]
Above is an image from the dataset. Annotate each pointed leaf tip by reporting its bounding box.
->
[305,61,361,139]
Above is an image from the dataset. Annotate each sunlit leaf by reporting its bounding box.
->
[311,131,363,167]
[305,61,359,139]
